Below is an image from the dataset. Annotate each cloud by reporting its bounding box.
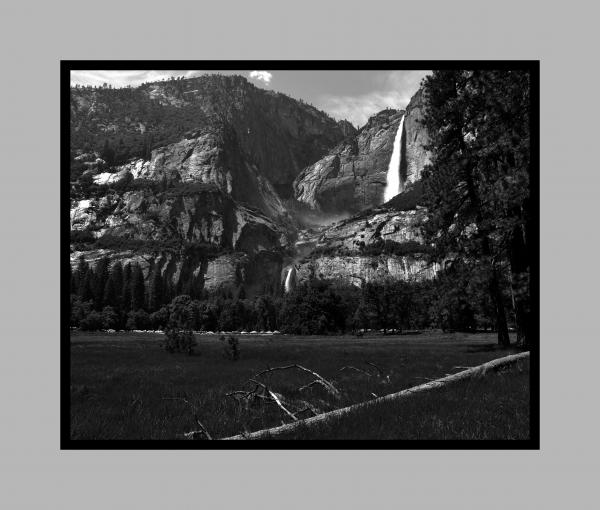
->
[70,70,203,87]
[316,71,430,127]
[248,70,273,85]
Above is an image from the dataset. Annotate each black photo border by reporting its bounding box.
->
[61,60,540,450]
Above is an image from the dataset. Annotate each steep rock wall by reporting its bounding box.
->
[293,109,403,214]
[292,85,431,216]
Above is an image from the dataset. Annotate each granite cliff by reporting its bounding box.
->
[292,88,430,215]
[70,75,434,295]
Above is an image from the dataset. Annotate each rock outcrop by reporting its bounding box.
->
[296,255,437,287]
[292,194,437,287]
[293,109,403,214]
[403,87,431,185]
[70,184,289,254]
[292,87,432,216]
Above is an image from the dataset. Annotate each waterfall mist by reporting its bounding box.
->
[383,114,405,202]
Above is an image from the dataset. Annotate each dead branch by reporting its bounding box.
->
[254,364,339,396]
[163,397,212,440]
[339,366,372,377]
[298,380,332,392]
[180,418,212,440]
[297,400,320,416]
[365,361,384,377]
[266,389,297,421]
[222,351,531,440]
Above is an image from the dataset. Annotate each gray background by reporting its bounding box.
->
[0,0,597,508]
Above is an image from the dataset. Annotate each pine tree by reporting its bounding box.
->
[109,261,124,310]
[103,277,117,310]
[130,263,146,311]
[148,266,164,312]
[122,263,133,312]
[75,255,89,292]
[93,256,110,310]
[80,269,94,303]
[419,70,531,347]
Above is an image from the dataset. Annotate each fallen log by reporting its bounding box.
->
[221,351,530,440]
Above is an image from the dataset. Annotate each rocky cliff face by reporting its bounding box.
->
[292,87,431,216]
[292,197,436,287]
[70,75,434,296]
[292,109,403,214]
[90,124,289,222]
[403,87,431,185]
[71,74,353,199]
[70,75,351,295]
[296,255,437,287]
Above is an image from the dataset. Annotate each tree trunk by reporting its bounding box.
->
[489,266,511,347]
[509,222,532,348]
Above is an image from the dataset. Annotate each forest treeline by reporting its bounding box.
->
[70,254,508,334]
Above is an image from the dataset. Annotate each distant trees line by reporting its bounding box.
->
[70,255,508,334]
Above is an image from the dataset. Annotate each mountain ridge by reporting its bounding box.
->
[70,74,433,296]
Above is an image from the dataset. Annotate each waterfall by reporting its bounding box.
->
[383,114,405,202]
[284,266,296,294]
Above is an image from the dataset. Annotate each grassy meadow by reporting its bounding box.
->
[70,331,528,440]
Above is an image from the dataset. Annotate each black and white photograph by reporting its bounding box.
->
[7,0,600,507]
[63,62,538,446]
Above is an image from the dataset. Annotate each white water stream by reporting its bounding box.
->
[284,266,296,293]
[383,114,405,202]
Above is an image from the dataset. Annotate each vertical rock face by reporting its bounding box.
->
[292,201,437,287]
[296,255,438,287]
[104,125,290,222]
[293,109,404,214]
[403,87,431,185]
[292,85,432,216]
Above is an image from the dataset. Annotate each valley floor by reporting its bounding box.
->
[69,331,528,440]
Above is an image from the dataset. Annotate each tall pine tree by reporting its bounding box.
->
[420,69,531,347]
[130,263,146,311]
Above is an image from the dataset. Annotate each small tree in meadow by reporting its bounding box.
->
[220,335,240,361]
[164,296,196,355]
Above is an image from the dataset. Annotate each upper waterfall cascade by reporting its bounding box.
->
[383,114,405,202]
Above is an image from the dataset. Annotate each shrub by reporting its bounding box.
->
[164,327,196,355]
[101,306,119,330]
[125,309,151,330]
[220,335,240,361]
[80,311,104,331]
[150,306,169,330]
[70,295,93,327]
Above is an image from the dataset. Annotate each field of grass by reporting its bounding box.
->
[70,331,526,440]
[264,359,530,440]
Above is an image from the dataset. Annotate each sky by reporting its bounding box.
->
[70,70,430,127]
